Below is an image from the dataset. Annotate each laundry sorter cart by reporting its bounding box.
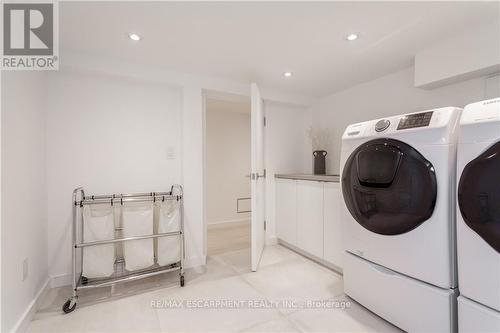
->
[62,185,185,313]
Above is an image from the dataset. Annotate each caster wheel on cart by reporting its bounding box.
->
[62,299,77,314]
[180,275,185,287]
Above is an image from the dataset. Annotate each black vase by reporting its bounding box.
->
[313,150,327,175]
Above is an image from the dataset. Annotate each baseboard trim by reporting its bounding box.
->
[184,255,206,268]
[11,278,50,333]
[49,256,207,288]
[266,236,278,246]
[278,239,343,275]
[207,219,250,228]
[50,273,72,288]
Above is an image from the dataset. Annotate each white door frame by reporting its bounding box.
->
[201,90,258,265]
[250,83,266,271]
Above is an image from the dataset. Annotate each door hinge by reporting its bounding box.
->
[263,117,267,127]
[264,220,266,231]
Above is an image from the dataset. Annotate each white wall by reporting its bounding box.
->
[57,52,313,269]
[206,106,251,225]
[415,19,500,88]
[182,85,206,266]
[42,62,311,285]
[45,70,183,283]
[265,101,311,243]
[1,72,48,332]
[311,66,497,174]
[486,74,500,98]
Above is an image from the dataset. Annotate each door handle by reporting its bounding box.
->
[251,170,266,180]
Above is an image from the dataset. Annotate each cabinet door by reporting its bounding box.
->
[275,179,297,245]
[323,182,343,268]
[297,181,324,258]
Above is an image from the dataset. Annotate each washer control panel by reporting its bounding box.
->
[375,119,390,132]
[397,111,433,130]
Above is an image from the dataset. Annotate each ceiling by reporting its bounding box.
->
[60,1,499,97]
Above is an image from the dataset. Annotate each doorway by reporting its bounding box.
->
[205,94,252,257]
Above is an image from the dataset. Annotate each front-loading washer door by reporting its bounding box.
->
[458,141,500,253]
[342,138,437,235]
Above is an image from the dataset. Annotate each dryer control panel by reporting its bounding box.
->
[341,107,461,145]
[397,111,433,130]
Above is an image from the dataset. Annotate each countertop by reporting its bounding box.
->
[275,174,340,182]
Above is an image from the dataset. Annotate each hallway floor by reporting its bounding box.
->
[27,245,400,332]
[207,221,251,255]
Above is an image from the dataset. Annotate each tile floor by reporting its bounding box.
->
[27,245,401,332]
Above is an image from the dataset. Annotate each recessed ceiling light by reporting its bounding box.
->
[283,72,293,77]
[128,33,141,41]
[346,33,359,41]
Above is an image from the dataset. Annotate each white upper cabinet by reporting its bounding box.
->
[275,178,297,246]
[297,180,324,258]
[323,182,343,268]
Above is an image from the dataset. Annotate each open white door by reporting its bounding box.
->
[250,83,265,272]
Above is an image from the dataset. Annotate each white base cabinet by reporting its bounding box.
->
[297,180,324,258]
[323,182,343,267]
[275,178,297,246]
[275,178,342,269]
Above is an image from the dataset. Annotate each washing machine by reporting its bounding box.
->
[456,97,500,332]
[340,107,462,332]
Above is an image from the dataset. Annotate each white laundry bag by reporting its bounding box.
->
[82,205,115,278]
[122,203,154,271]
[157,200,181,266]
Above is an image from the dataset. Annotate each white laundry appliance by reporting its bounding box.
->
[340,107,462,332]
[456,98,500,332]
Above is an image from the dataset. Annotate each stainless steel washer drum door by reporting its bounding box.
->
[342,138,437,235]
[458,141,500,253]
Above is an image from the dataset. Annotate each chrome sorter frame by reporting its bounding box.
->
[63,185,185,313]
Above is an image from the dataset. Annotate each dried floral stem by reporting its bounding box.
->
[308,127,333,151]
